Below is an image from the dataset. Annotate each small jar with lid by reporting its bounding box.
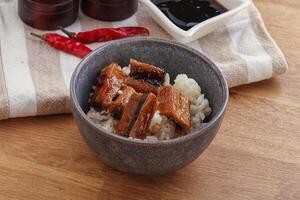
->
[81,0,138,21]
[18,0,79,30]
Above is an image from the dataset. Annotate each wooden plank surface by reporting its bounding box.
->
[0,0,300,199]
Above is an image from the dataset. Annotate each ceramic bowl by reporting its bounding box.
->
[70,37,228,175]
[140,0,251,43]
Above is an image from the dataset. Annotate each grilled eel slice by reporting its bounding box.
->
[91,63,127,109]
[116,93,157,139]
[129,59,166,86]
[125,78,159,95]
[110,85,137,119]
[158,86,191,134]
[129,93,158,138]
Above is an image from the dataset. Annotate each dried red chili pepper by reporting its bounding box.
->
[31,33,92,58]
[59,26,150,44]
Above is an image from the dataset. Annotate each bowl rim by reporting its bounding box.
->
[70,37,229,146]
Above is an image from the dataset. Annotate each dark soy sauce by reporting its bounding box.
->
[155,0,227,30]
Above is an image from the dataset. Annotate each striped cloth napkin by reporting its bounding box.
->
[0,0,287,120]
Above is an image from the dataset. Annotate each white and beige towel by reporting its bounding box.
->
[0,0,288,120]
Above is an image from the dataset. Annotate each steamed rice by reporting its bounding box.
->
[163,73,171,86]
[173,74,211,129]
[122,66,131,75]
[148,110,176,140]
[87,108,119,133]
[148,74,211,139]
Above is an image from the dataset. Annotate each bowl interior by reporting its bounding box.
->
[72,38,227,135]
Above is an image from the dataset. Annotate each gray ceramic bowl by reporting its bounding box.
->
[70,37,228,175]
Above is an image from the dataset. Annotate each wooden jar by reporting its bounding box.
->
[81,0,138,21]
[18,0,79,30]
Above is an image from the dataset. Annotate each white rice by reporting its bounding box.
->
[117,90,123,95]
[87,108,119,133]
[122,66,131,75]
[173,74,201,104]
[173,74,211,129]
[148,111,176,140]
[163,73,171,86]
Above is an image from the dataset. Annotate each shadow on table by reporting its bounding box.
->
[95,157,209,199]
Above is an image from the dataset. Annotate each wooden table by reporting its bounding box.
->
[1,1,299,199]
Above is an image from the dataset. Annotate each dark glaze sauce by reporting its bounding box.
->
[155,0,227,30]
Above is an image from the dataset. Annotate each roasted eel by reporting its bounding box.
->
[158,86,191,132]
[130,59,166,86]
[91,63,127,109]
[129,93,158,139]
[116,93,145,136]
[100,62,127,80]
[91,61,193,138]
[125,78,159,95]
[110,85,137,119]
[116,93,157,138]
